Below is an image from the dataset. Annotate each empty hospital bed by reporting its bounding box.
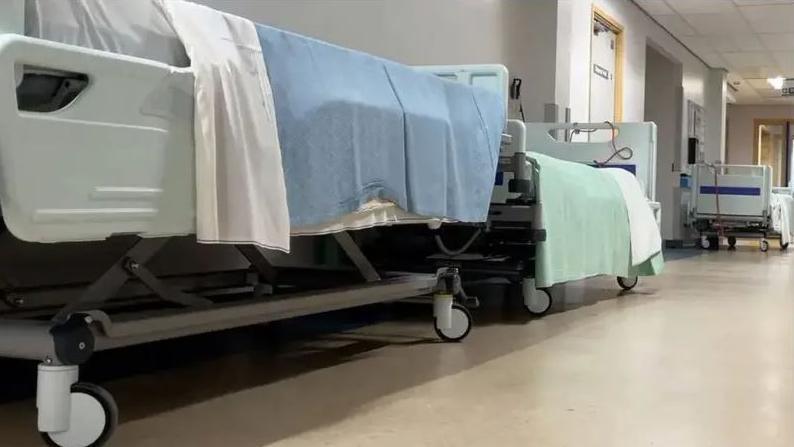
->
[367,115,664,318]
[691,164,793,251]
[0,2,510,445]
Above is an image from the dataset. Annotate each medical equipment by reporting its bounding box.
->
[690,164,790,251]
[0,3,514,445]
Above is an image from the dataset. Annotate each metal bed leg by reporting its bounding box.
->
[235,245,277,285]
[236,244,278,296]
[54,238,211,323]
[333,232,381,282]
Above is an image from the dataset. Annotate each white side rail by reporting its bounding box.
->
[0,35,197,242]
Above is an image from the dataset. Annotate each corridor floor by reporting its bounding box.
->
[1,248,791,446]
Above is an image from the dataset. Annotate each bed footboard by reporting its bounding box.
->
[0,35,196,242]
[691,164,771,221]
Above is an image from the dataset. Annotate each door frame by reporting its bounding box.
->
[753,118,793,186]
[591,6,625,123]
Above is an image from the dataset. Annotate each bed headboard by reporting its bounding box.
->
[0,0,24,35]
[522,122,658,201]
[415,64,510,112]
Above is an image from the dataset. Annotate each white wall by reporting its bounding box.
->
[556,0,712,149]
[704,69,728,163]
[194,0,560,122]
[644,45,681,240]
[726,104,794,166]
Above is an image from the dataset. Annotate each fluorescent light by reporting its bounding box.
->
[768,76,785,90]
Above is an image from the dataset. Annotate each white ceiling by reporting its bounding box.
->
[634,0,794,104]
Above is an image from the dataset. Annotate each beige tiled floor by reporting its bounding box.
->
[1,248,792,446]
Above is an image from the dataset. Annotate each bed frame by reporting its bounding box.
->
[0,10,508,446]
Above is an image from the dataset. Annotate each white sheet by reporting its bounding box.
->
[293,200,444,236]
[162,0,292,252]
[603,168,663,266]
[771,193,794,246]
[25,0,188,67]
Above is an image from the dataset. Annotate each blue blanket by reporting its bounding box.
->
[256,25,505,227]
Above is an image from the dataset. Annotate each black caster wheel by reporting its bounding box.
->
[761,239,770,252]
[434,303,472,342]
[41,383,118,447]
[728,236,737,250]
[617,276,639,291]
[780,240,789,251]
[523,287,553,317]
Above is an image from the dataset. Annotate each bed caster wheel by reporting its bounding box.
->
[760,240,770,252]
[780,241,789,251]
[699,236,710,250]
[434,303,472,342]
[617,276,638,291]
[523,284,552,317]
[41,383,118,447]
[728,236,737,250]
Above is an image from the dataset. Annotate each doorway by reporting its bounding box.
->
[753,119,793,187]
[590,8,624,124]
[644,44,684,242]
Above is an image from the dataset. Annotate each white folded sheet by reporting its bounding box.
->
[602,168,663,266]
[162,0,292,251]
[771,193,794,246]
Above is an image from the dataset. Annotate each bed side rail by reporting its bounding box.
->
[0,35,196,242]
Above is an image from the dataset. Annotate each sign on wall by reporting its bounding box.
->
[783,79,794,97]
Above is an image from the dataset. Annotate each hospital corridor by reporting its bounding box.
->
[0,0,793,446]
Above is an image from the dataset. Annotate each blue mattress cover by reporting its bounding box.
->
[255,25,505,226]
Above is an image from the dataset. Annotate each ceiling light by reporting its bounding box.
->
[768,77,785,90]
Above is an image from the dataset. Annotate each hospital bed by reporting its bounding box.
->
[690,164,790,251]
[0,2,510,446]
[458,121,661,315]
[368,115,663,317]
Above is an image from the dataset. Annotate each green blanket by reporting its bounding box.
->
[533,153,663,288]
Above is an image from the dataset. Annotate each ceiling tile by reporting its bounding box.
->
[705,34,765,52]
[700,52,730,67]
[739,4,794,33]
[679,36,715,53]
[683,12,754,35]
[654,14,697,36]
[758,33,794,50]
[722,51,776,67]
[746,78,775,89]
[732,65,782,78]
[665,0,737,15]
[634,0,676,15]
[733,0,794,5]
[772,51,794,71]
